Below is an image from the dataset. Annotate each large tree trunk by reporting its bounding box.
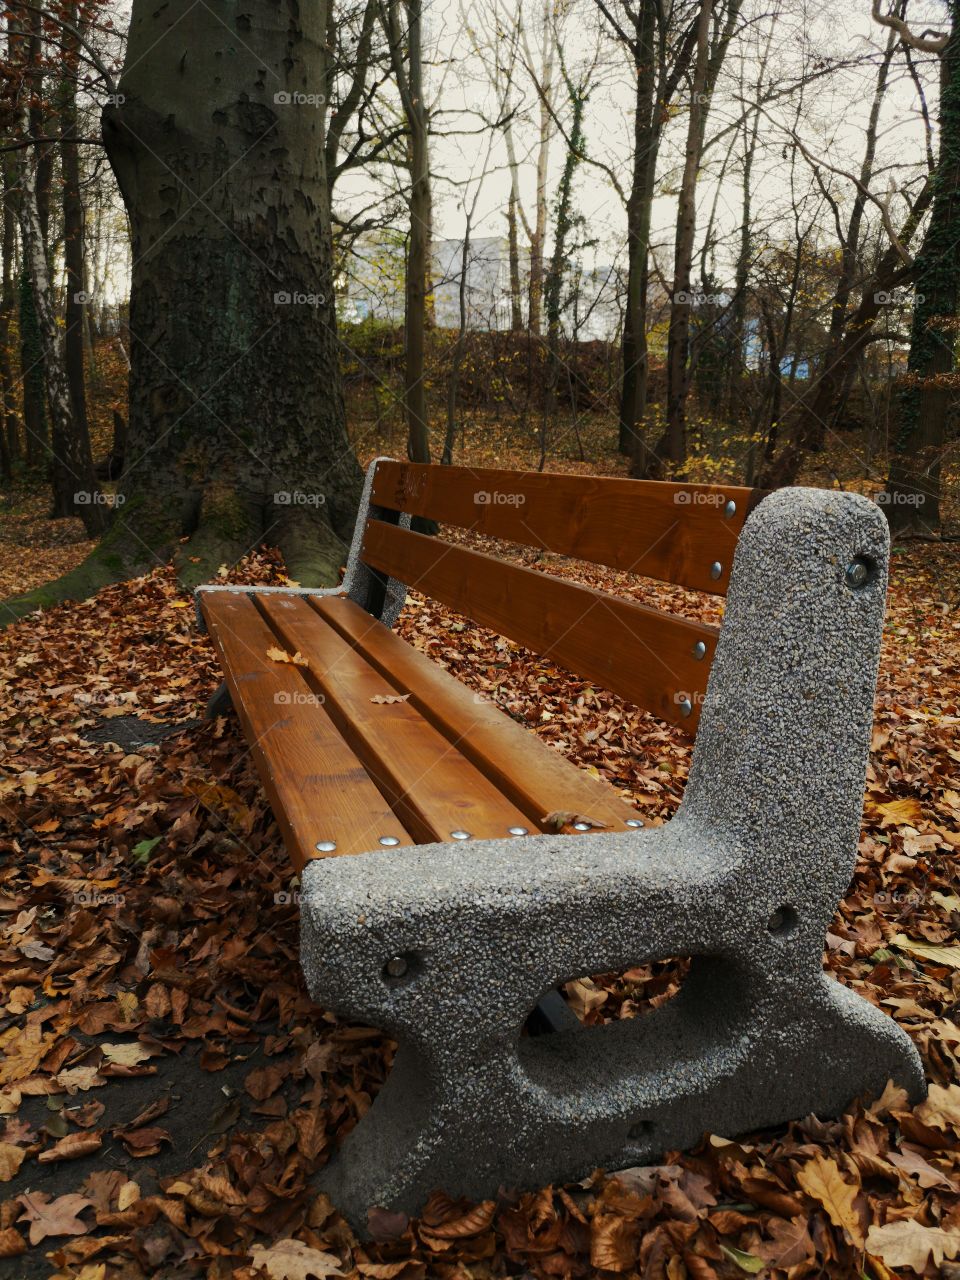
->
[94,0,362,590]
[883,6,960,536]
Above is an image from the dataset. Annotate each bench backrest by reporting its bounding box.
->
[357,461,765,732]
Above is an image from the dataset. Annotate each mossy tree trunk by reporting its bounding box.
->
[102,0,362,588]
[3,0,363,621]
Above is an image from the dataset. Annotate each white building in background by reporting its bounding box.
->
[338,232,623,341]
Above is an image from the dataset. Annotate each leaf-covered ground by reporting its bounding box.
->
[0,454,959,1279]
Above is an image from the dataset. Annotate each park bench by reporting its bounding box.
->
[196,458,924,1232]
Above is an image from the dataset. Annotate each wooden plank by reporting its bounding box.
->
[359,520,717,732]
[312,594,643,830]
[200,592,415,867]
[370,460,760,594]
[256,594,536,843]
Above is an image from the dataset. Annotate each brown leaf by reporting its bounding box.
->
[887,1145,957,1189]
[590,1214,637,1272]
[245,1064,287,1101]
[292,1107,328,1161]
[16,1191,94,1245]
[755,1216,815,1268]
[0,1227,27,1257]
[366,1206,410,1242]
[541,810,608,832]
[741,1173,804,1217]
[369,693,410,704]
[37,1131,103,1164]
[117,1126,171,1157]
[420,1201,496,1238]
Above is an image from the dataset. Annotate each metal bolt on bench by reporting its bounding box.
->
[196,458,924,1232]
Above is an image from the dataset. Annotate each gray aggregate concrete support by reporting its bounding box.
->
[295,488,923,1230]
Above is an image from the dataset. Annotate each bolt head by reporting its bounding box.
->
[625,818,643,828]
[572,821,591,831]
[378,835,400,847]
[724,499,737,518]
[845,557,873,589]
[385,955,408,978]
[315,840,337,853]
[678,697,693,718]
[507,826,529,836]
[450,830,471,840]
[710,561,723,580]
[693,640,707,660]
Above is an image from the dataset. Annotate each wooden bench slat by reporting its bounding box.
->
[255,594,535,843]
[311,595,643,831]
[200,592,415,866]
[370,460,758,594]
[360,520,717,731]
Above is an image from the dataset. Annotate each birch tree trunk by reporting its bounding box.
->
[659,0,713,471]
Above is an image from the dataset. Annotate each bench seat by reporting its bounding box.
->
[200,590,643,867]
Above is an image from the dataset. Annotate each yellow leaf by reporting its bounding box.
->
[890,934,960,969]
[874,797,924,827]
[917,1083,960,1132]
[101,1042,151,1067]
[117,1182,140,1211]
[796,1154,863,1246]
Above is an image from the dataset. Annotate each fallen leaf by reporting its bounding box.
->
[267,647,309,668]
[37,1131,103,1164]
[887,1146,956,1189]
[249,1237,345,1279]
[917,1083,960,1131]
[118,1181,141,1211]
[719,1245,764,1274]
[369,693,410,704]
[541,810,608,832]
[56,1067,107,1094]
[796,1154,863,1247]
[890,933,960,968]
[875,797,925,826]
[16,1191,94,1245]
[0,1227,26,1257]
[101,1042,152,1067]
[0,1142,26,1181]
[866,1219,960,1271]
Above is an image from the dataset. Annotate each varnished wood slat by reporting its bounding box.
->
[256,594,535,843]
[370,460,759,594]
[311,594,644,830]
[200,592,415,866]
[360,521,717,732]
